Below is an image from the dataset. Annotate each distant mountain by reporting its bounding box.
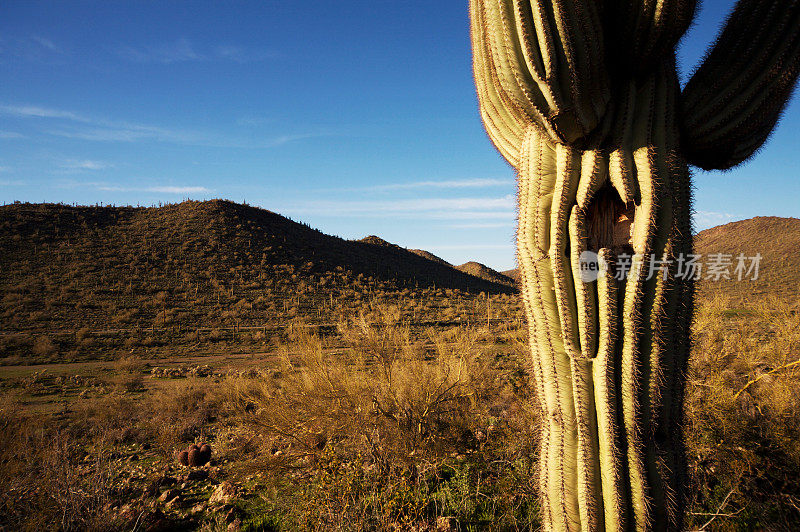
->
[456,262,516,288]
[408,249,452,267]
[501,269,519,283]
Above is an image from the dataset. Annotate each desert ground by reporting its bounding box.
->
[2,202,799,531]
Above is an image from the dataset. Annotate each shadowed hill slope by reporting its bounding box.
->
[408,249,452,267]
[0,200,511,296]
[456,262,515,288]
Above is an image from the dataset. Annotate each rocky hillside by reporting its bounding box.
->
[456,262,515,288]
[694,216,800,303]
[0,200,517,362]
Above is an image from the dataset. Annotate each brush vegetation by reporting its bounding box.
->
[0,202,798,530]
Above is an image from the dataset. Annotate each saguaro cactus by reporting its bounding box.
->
[469,1,800,530]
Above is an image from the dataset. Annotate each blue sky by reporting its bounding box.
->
[1,1,798,271]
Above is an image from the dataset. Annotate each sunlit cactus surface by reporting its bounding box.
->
[469,0,800,530]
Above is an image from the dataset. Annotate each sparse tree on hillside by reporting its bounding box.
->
[469,0,800,529]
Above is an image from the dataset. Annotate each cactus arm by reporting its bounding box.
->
[470,0,610,146]
[568,204,603,529]
[680,0,800,170]
[571,356,602,529]
[471,0,528,165]
[551,144,582,360]
[569,205,596,359]
[604,0,697,72]
[608,80,640,205]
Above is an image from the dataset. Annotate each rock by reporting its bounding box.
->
[209,481,236,506]
[158,476,177,487]
[144,476,175,497]
[225,507,240,523]
[436,516,457,531]
[186,469,209,481]
[309,432,327,450]
[158,489,180,503]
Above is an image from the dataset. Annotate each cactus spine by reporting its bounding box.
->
[469,1,800,530]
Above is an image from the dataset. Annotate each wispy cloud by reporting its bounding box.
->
[1,103,324,148]
[119,38,277,64]
[694,210,737,231]
[30,36,61,53]
[147,186,210,194]
[0,35,65,62]
[47,124,208,144]
[1,105,88,121]
[0,130,25,139]
[53,180,210,195]
[426,244,515,251]
[365,178,513,192]
[281,195,515,220]
[95,184,211,194]
[60,159,112,171]
[448,222,516,229]
[236,116,273,127]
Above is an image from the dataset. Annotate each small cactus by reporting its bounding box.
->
[199,443,212,464]
[176,442,211,467]
[177,450,189,466]
[188,446,201,466]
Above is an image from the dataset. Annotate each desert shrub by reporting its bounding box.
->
[215,312,538,529]
[0,411,120,531]
[143,383,223,453]
[685,295,800,529]
[32,335,56,357]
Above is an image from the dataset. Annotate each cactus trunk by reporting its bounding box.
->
[517,83,693,529]
[469,0,800,529]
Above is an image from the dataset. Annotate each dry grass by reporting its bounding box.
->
[685,294,800,529]
[1,294,800,530]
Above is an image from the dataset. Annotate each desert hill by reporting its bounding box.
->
[694,216,800,303]
[0,200,516,361]
[456,261,515,288]
[409,249,452,267]
[501,269,519,282]
[0,200,511,296]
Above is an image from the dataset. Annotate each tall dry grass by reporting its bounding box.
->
[685,294,800,529]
